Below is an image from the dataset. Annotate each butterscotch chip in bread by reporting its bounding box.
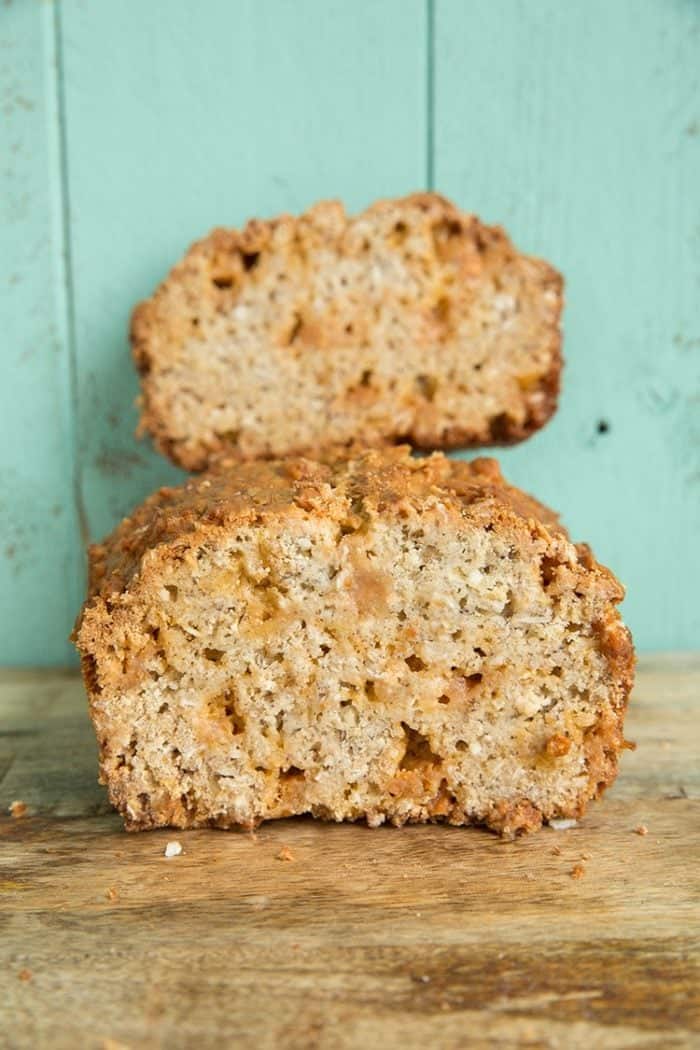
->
[132,193,563,470]
[74,448,633,836]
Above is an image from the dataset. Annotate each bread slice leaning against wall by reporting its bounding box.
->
[74,447,634,837]
[131,193,563,470]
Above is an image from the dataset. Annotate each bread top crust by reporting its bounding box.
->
[131,193,563,470]
[76,447,634,730]
[82,447,622,611]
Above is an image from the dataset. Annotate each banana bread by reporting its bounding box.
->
[132,193,563,470]
[74,447,633,836]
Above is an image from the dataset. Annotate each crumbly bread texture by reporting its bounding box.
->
[132,193,563,471]
[74,448,633,836]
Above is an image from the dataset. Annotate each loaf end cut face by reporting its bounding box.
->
[74,448,633,836]
[132,193,563,470]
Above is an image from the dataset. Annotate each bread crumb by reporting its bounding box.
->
[545,733,571,758]
[164,841,183,858]
[549,818,578,831]
[581,851,592,861]
[276,845,295,862]
[550,845,562,856]
[9,800,27,819]
[635,824,648,836]
[18,968,32,982]
[105,886,119,902]
[570,863,585,880]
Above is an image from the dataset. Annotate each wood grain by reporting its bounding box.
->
[1,655,698,1048]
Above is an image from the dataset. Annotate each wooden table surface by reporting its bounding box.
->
[1,655,698,1049]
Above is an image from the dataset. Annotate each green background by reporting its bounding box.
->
[2,0,699,665]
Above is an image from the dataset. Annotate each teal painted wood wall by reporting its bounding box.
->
[2,0,699,665]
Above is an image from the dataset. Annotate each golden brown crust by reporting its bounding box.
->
[74,449,633,836]
[79,450,568,608]
[131,193,563,470]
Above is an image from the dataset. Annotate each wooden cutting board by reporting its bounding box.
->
[1,655,698,1049]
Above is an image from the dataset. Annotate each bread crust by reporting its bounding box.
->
[82,452,566,604]
[132,193,563,470]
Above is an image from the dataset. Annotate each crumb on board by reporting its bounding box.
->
[276,845,295,863]
[570,863,586,880]
[551,845,562,856]
[105,887,119,902]
[635,824,648,836]
[18,968,32,982]
[549,818,578,831]
[581,851,592,861]
[164,841,183,858]
[9,800,27,819]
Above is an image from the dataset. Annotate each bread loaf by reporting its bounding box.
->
[132,193,563,470]
[74,447,633,836]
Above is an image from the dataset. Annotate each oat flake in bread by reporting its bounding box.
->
[74,447,633,836]
[132,193,563,471]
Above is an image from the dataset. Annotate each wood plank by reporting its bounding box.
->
[57,0,428,544]
[0,656,698,1048]
[0,1,80,665]
[433,1,700,651]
